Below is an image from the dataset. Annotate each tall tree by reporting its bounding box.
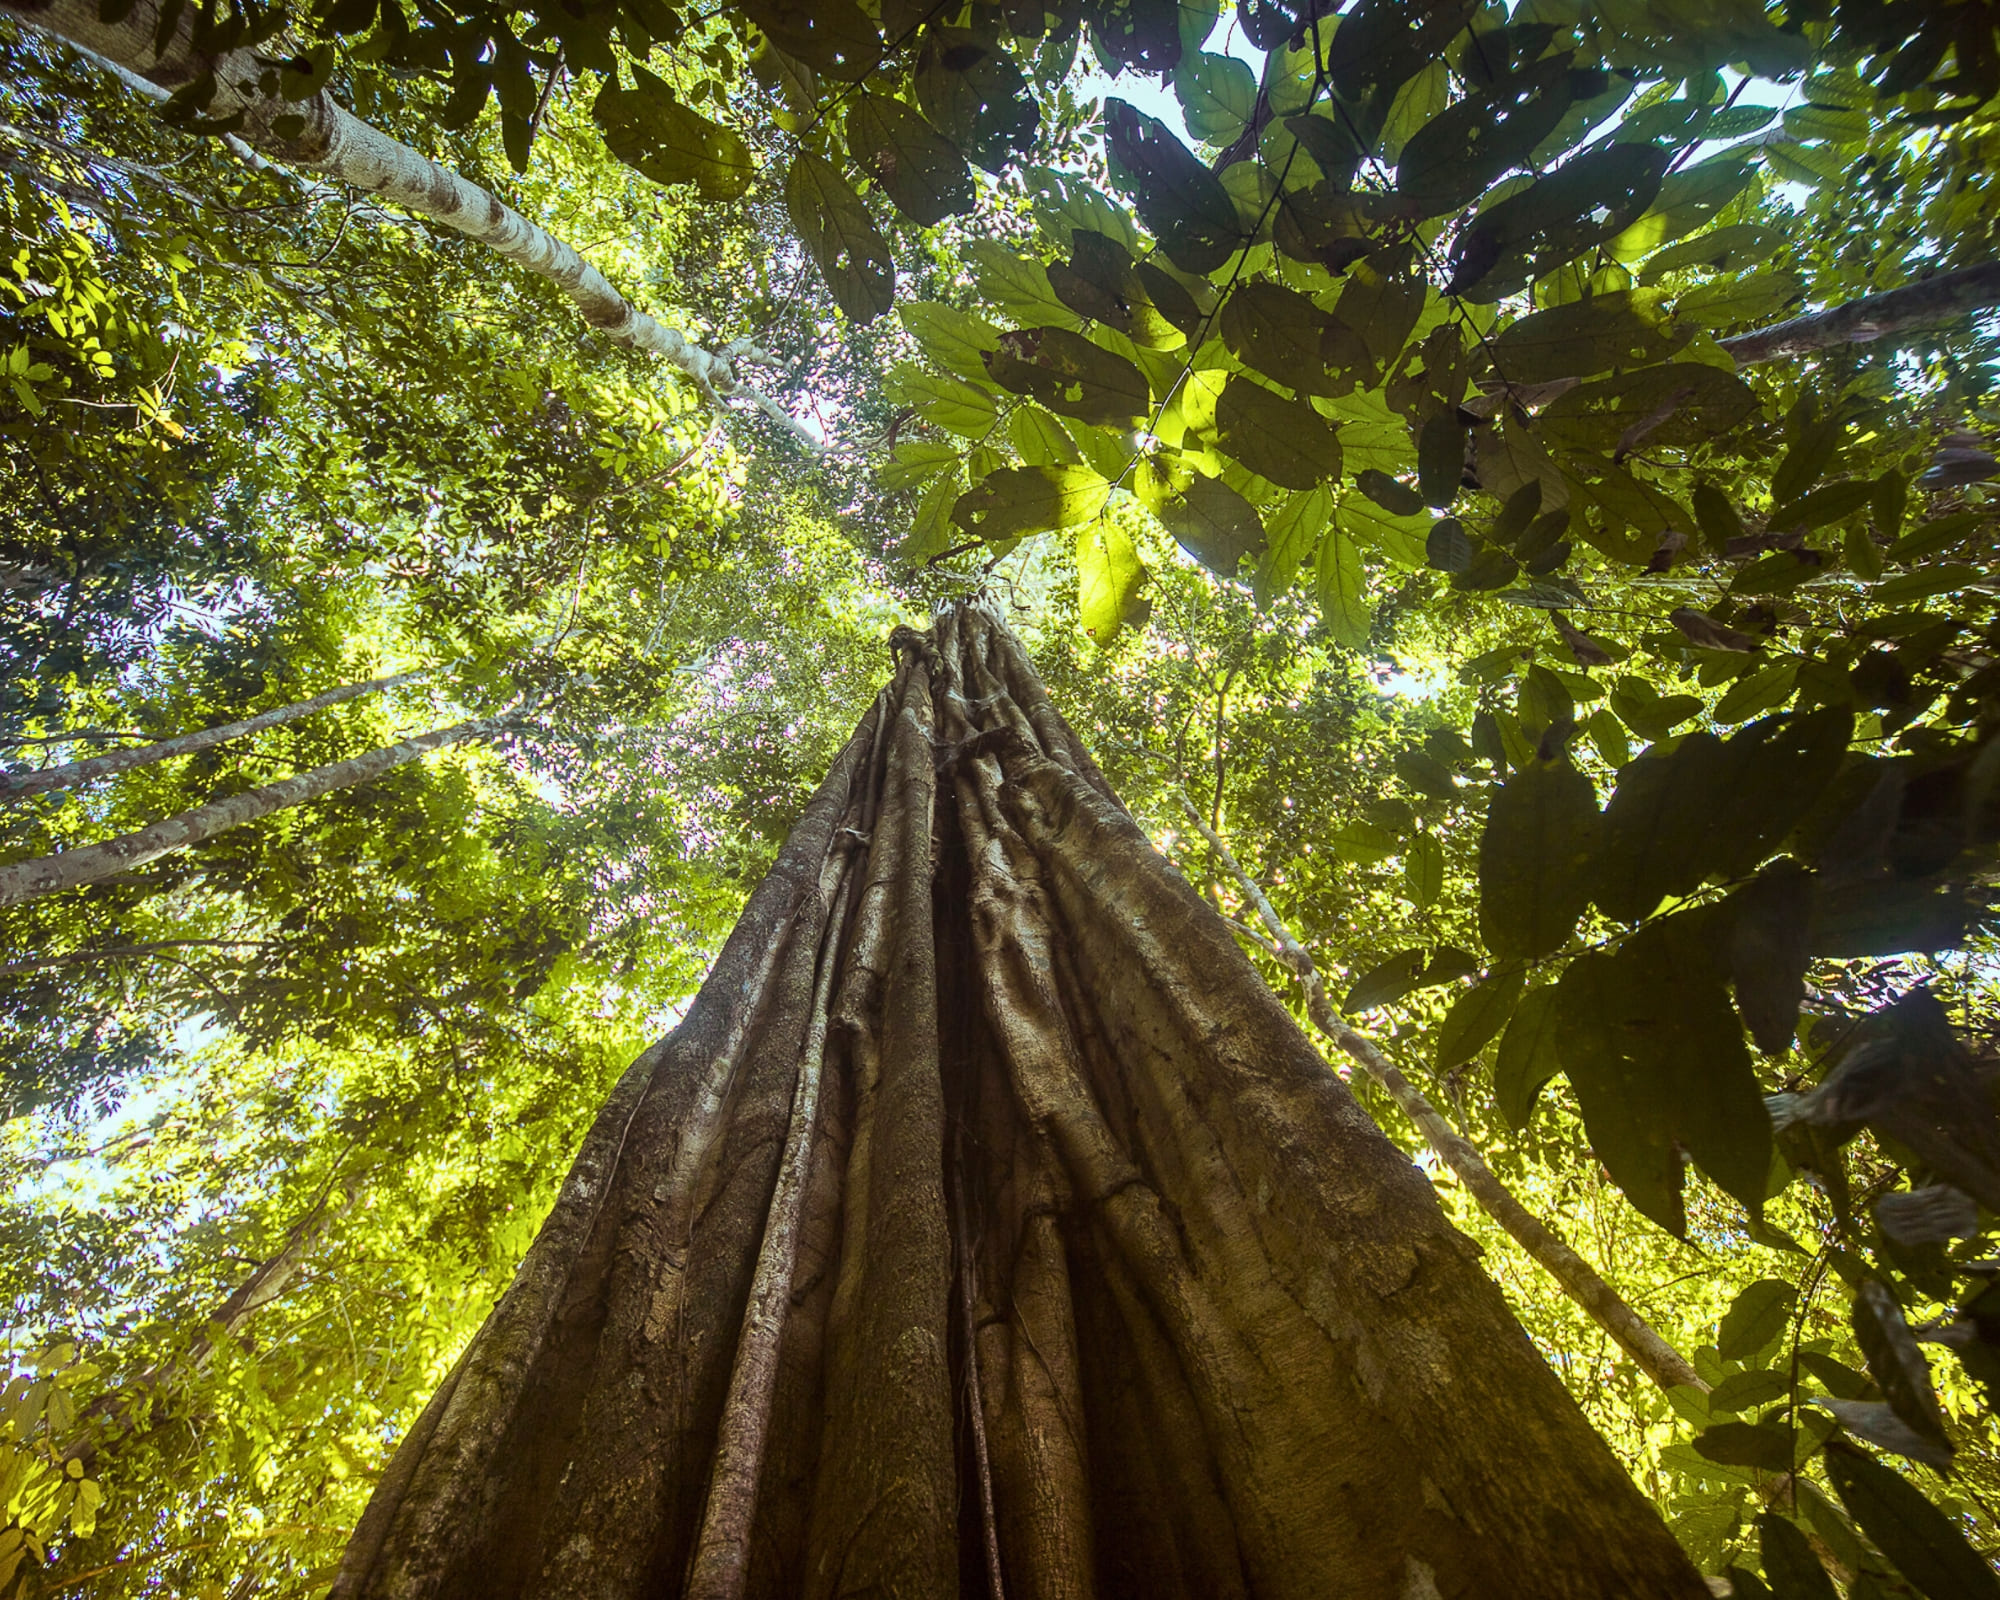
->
[335,602,1706,1600]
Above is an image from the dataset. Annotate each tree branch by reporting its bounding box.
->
[6,0,817,446]
[1178,795,1707,1396]
[1718,260,2000,366]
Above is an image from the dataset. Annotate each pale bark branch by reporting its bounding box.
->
[4,0,816,445]
[0,711,508,907]
[0,670,422,802]
[1718,260,2000,366]
[1179,797,1707,1396]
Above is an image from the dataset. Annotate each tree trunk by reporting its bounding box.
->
[0,671,421,803]
[332,603,1708,1600]
[2,0,810,443]
[1182,801,1705,1395]
[1719,260,2000,366]
[0,713,501,907]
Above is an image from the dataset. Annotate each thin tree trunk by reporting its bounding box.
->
[331,602,1709,1600]
[1180,800,1707,1397]
[0,712,504,907]
[2,0,812,444]
[1719,260,2000,365]
[0,671,421,803]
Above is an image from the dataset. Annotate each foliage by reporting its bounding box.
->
[6,0,2000,1592]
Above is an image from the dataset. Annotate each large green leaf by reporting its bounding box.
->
[899,302,1002,382]
[1105,99,1244,273]
[1494,985,1562,1128]
[1258,483,1331,601]
[983,328,1150,426]
[1826,1446,2000,1600]
[1156,471,1264,576]
[1174,49,1258,143]
[1219,282,1355,398]
[1719,1278,1796,1360]
[1395,55,1576,218]
[1076,517,1149,645]
[1436,965,1525,1069]
[1488,291,1684,384]
[1314,522,1371,648]
[1216,378,1343,490]
[1478,756,1599,960]
[846,92,973,225]
[952,465,1110,542]
[1553,924,1772,1236]
[886,364,995,439]
[783,151,893,323]
[1448,142,1669,299]
[739,0,879,78]
[593,67,755,201]
[915,30,1038,172]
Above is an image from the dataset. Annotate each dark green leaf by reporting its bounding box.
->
[983,328,1150,425]
[846,92,973,225]
[951,465,1110,542]
[1554,929,1772,1235]
[1726,862,1815,1054]
[1694,1421,1793,1472]
[1105,99,1244,273]
[1826,1446,2000,1600]
[1710,1367,1790,1414]
[1359,468,1425,516]
[1759,1513,1839,1600]
[784,150,893,322]
[1494,985,1561,1128]
[740,0,879,78]
[1437,966,1526,1069]
[1488,291,1685,384]
[1343,948,1429,1012]
[1853,1280,1952,1465]
[1720,1278,1797,1361]
[1418,409,1464,506]
[1394,747,1458,801]
[1448,143,1669,299]
[916,30,1039,171]
[1426,518,1473,573]
[1156,472,1265,576]
[594,66,756,200]
[1478,757,1598,960]
[1216,378,1343,490]
[1396,55,1575,217]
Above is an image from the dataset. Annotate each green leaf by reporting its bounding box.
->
[1448,142,1669,299]
[1710,1367,1790,1414]
[783,150,894,322]
[1314,523,1371,648]
[1875,564,1982,605]
[1478,757,1599,960]
[965,241,1082,329]
[1853,1280,1951,1465]
[1394,747,1458,801]
[1759,1515,1840,1599]
[1174,49,1258,143]
[1437,965,1524,1069]
[915,30,1038,172]
[1639,222,1785,282]
[1216,378,1343,490]
[739,0,878,79]
[1009,405,1082,468]
[1494,985,1561,1128]
[1826,1446,2000,1600]
[1105,99,1244,273]
[1418,409,1464,507]
[1076,519,1149,645]
[1694,1421,1792,1473]
[1714,661,1799,725]
[1358,468,1425,516]
[846,92,973,225]
[1403,831,1444,909]
[1553,928,1772,1235]
[1396,56,1576,218]
[593,66,755,200]
[1426,519,1473,573]
[1488,291,1684,384]
[881,439,960,490]
[899,302,1002,382]
[1156,472,1264,577]
[1343,948,1429,1012]
[952,465,1110,542]
[1219,282,1359,399]
[983,328,1149,426]
[1725,862,1815,1054]
[1719,1278,1797,1361]
[887,364,996,438]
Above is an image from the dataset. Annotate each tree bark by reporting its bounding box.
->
[0,713,502,907]
[331,602,1709,1600]
[0,671,421,803]
[2,0,812,444]
[1181,801,1707,1396]
[1719,260,2000,366]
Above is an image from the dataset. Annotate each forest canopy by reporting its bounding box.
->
[3,0,2000,1593]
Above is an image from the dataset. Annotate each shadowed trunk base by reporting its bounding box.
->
[332,602,1708,1600]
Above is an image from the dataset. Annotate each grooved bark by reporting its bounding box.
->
[1182,803,1706,1396]
[333,603,1710,1600]
[1718,260,2000,366]
[3,0,810,441]
[0,714,499,906]
[0,671,421,802]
